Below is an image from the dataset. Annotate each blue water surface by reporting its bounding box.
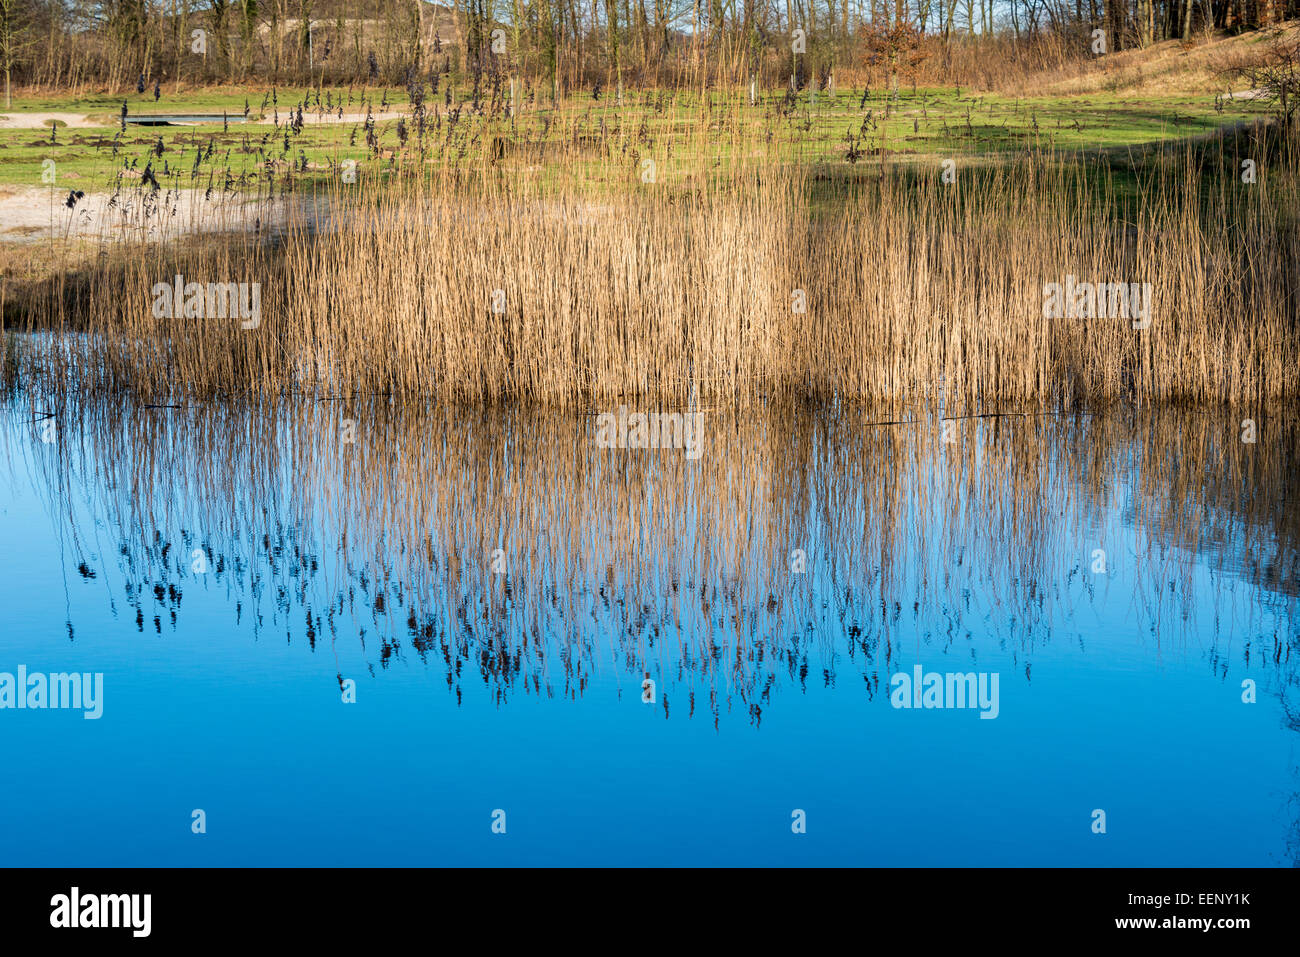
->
[0,400,1296,866]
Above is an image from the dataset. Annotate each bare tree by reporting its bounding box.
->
[0,0,24,108]
[1224,33,1300,129]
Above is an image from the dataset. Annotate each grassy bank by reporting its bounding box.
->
[0,82,1272,190]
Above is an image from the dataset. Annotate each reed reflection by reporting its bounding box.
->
[3,394,1297,730]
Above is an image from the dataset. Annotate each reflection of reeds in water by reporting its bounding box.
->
[3,394,1296,726]
[0,334,17,395]
[11,147,1300,406]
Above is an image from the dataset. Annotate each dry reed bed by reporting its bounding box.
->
[9,146,1298,408]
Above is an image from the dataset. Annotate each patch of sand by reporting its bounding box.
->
[0,186,328,243]
[0,112,102,129]
[0,110,409,129]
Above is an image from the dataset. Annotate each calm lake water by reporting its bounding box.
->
[0,395,1297,866]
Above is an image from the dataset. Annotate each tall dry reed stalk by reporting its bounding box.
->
[12,143,1299,409]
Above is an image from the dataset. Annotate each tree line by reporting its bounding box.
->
[0,0,1296,102]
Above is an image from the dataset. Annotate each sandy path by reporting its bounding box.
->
[1223,88,1270,100]
[0,110,408,130]
[0,112,105,130]
[0,185,334,242]
[0,183,613,244]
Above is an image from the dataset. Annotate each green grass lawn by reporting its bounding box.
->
[0,83,1274,194]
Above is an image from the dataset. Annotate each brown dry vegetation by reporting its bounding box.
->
[1042,23,1300,95]
[8,136,1298,409]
